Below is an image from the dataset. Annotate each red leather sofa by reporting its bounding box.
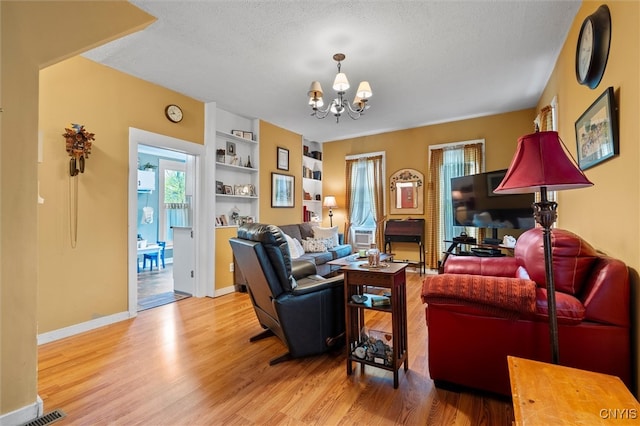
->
[421,228,631,396]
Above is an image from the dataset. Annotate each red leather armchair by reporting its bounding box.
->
[421,228,631,396]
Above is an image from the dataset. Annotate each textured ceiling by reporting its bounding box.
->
[84,0,581,142]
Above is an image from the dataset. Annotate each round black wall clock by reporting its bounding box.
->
[575,4,611,89]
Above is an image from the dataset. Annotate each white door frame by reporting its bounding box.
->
[128,127,213,316]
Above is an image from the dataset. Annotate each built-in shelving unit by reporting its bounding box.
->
[214,114,259,228]
[302,139,322,222]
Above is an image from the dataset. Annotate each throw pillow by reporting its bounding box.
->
[292,236,305,256]
[313,226,339,248]
[283,233,303,259]
[302,238,328,253]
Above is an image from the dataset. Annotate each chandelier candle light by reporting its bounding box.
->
[494,131,593,365]
[308,53,372,122]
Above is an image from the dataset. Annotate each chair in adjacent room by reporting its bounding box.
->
[143,241,166,271]
[229,223,345,365]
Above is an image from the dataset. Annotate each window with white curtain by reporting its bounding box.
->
[345,152,386,246]
[426,140,484,267]
[158,159,188,244]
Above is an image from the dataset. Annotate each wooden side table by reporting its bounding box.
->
[342,261,408,388]
[508,356,640,425]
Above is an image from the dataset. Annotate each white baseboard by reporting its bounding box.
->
[0,395,43,426]
[213,285,236,297]
[37,311,132,345]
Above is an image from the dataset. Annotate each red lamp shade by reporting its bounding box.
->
[494,131,593,194]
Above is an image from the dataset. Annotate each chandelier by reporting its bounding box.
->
[307,53,372,122]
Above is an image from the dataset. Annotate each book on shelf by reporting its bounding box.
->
[370,295,390,306]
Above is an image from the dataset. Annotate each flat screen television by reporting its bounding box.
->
[451,169,535,235]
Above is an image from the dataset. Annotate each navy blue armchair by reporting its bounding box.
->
[229,223,345,365]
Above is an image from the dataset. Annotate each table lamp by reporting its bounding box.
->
[494,131,593,364]
[323,196,338,226]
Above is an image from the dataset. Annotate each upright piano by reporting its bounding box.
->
[384,219,425,275]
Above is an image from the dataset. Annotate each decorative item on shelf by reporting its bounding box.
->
[303,191,312,200]
[223,185,233,195]
[356,328,393,366]
[63,123,95,176]
[215,181,224,194]
[323,196,337,226]
[495,130,593,365]
[315,194,321,201]
[239,216,255,225]
[311,151,322,160]
[229,155,239,166]
[230,206,240,225]
[216,149,225,163]
[313,164,322,180]
[243,131,253,141]
[308,53,372,123]
[226,141,236,155]
[231,130,243,138]
[370,295,391,307]
[245,155,252,168]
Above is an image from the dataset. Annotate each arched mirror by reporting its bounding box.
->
[390,169,424,214]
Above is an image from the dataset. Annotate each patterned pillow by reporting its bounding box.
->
[313,226,339,248]
[302,238,328,253]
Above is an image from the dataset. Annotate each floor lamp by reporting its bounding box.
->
[323,196,337,227]
[494,131,593,364]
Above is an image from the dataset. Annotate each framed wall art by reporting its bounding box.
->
[277,147,289,171]
[271,172,294,208]
[575,86,619,170]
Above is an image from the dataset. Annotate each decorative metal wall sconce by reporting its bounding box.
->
[63,124,95,176]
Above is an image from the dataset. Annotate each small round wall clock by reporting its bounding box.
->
[164,104,183,123]
[575,5,611,89]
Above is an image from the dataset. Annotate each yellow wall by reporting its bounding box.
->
[1,0,156,416]
[4,0,639,418]
[538,0,640,391]
[215,227,237,290]
[322,109,535,261]
[539,1,639,259]
[38,57,204,333]
[258,121,303,225]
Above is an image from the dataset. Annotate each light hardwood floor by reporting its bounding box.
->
[38,271,514,425]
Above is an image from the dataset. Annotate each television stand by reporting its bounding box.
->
[439,240,513,273]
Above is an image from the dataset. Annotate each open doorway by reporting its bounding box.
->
[136,146,192,310]
[128,128,210,317]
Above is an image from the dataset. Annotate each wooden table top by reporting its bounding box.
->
[508,356,640,425]
[340,261,408,274]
